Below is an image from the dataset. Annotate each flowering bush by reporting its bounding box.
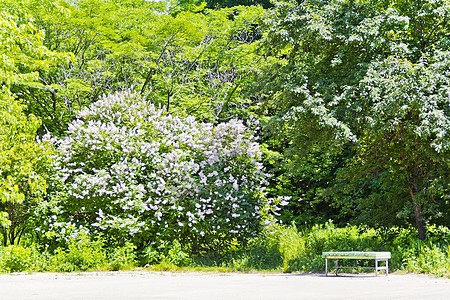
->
[44,91,276,251]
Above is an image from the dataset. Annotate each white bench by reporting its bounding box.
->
[322,251,391,276]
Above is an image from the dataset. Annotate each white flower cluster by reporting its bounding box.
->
[50,90,271,246]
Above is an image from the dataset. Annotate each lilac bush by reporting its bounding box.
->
[44,91,278,251]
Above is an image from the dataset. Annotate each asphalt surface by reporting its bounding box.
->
[0,271,449,299]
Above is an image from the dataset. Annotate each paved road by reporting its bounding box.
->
[0,271,449,299]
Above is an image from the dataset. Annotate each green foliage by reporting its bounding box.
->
[186,223,450,276]
[0,4,63,246]
[0,2,72,134]
[50,235,107,272]
[258,0,450,237]
[1,224,450,276]
[163,240,192,267]
[248,223,450,275]
[0,6,67,88]
[327,55,450,236]
[107,242,137,271]
[0,88,54,246]
[139,5,265,123]
[0,235,141,273]
[192,222,385,272]
[141,240,191,267]
[0,245,38,272]
[0,0,159,134]
[1,0,450,277]
[0,212,10,228]
[141,246,163,266]
[287,223,385,272]
[403,243,450,277]
[1,0,265,134]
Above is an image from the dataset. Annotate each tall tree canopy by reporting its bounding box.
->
[259,0,450,239]
[0,11,55,245]
[1,0,265,134]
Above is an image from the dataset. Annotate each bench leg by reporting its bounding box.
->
[375,259,389,276]
[325,259,328,276]
[335,259,338,276]
[386,259,389,276]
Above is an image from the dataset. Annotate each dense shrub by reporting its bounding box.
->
[0,236,138,273]
[40,90,280,251]
[49,235,107,272]
[0,245,38,272]
[108,242,137,271]
[403,243,450,276]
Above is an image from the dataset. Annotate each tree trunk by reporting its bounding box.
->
[6,202,18,245]
[2,227,7,246]
[409,187,427,241]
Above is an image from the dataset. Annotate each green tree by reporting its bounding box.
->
[1,0,163,134]
[0,10,55,245]
[0,89,52,245]
[140,6,265,123]
[0,0,74,134]
[258,0,450,239]
[2,0,264,134]
[323,55,450,240]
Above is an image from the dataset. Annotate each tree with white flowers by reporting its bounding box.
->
[43,90,280,251]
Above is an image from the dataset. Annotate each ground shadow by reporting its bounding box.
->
[261,272,386,278]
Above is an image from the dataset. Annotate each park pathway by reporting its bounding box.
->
[0,271,449,299]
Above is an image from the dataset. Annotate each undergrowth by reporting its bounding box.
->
[1,223,450,276]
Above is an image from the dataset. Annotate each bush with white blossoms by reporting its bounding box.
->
[44,90,277,251]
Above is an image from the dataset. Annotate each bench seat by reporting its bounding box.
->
[322,251,391,260]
